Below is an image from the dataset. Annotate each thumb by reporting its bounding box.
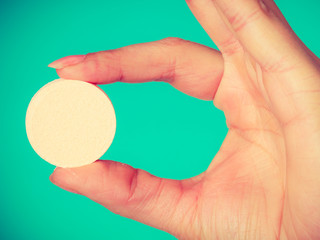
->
[49,160,202,238]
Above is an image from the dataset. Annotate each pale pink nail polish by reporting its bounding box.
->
[48,55,86,69]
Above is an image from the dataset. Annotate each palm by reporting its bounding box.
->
[192,53,286,239]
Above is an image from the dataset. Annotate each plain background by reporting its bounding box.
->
[0,0,319,239]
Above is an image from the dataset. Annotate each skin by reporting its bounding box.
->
[48,0,320,239]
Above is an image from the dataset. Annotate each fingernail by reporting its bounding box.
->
[48,55,86,69]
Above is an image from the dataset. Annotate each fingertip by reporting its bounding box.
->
[49,167,81,194]
[49,167,59,184]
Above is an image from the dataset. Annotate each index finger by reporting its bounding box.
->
[48,38,224,100]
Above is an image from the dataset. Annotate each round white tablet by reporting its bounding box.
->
[26,79,116,168]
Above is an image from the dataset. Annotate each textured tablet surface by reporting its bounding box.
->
[26,79,116,168]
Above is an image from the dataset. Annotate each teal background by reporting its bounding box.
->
[0,0,319,239]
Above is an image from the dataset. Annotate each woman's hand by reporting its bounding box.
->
[48,0,320,239]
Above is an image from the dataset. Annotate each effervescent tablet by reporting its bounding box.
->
[26,79,116,168]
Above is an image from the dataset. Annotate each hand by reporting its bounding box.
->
[48,0,320,239]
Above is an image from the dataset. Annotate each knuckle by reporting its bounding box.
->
[229,7,263,32]
[219,36,243,56]
[160,37,188,47]
[127,168,139,202]
[260,55,296,73]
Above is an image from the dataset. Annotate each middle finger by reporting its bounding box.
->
[186,0,243,56]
